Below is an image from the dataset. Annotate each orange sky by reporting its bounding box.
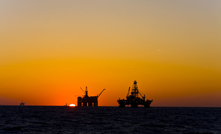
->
[0,1,221,107]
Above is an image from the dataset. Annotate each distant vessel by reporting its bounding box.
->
[64,103,68,106]
[20,101,25,106]
[117,80,153,108]
[77,86,105,107]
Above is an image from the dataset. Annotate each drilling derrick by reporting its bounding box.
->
[117,80,153,108]
[131,81,139,98]
[77,87,105,107]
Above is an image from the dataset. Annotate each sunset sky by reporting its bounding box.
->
[0,0,221,107]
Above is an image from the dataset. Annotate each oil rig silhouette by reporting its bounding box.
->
[117,80,153,108]
[77,87,105,107]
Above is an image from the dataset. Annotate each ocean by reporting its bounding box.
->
[0,106,220,134]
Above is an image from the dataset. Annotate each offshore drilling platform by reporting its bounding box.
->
[117,80,153,108]
[77,87,105,107]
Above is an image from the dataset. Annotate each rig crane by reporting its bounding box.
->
[80,87,85,94]
[97,89,105,98]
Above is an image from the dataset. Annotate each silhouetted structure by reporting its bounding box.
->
[77,87,105,107]
[117,80,153,108]
[20,101,25,106]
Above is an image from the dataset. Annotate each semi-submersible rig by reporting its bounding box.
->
[77,87,105,107]
[117,80,153,108]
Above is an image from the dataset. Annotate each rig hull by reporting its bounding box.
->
[118,98,153,108]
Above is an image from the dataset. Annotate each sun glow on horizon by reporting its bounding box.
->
[69,104,76,107]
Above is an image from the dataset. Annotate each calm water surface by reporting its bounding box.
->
[0,106,220,134]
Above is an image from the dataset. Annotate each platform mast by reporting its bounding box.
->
[85,86,88,97]
[131,80,139,97]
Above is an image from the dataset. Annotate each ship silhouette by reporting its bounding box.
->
[20,101,25,106]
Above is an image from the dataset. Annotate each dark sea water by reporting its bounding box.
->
[0,106,220,134]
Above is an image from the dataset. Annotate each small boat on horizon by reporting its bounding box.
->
[20,101,25,106]
[64,103,68,106]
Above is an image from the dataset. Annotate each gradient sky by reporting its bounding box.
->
[0,0,221,106]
